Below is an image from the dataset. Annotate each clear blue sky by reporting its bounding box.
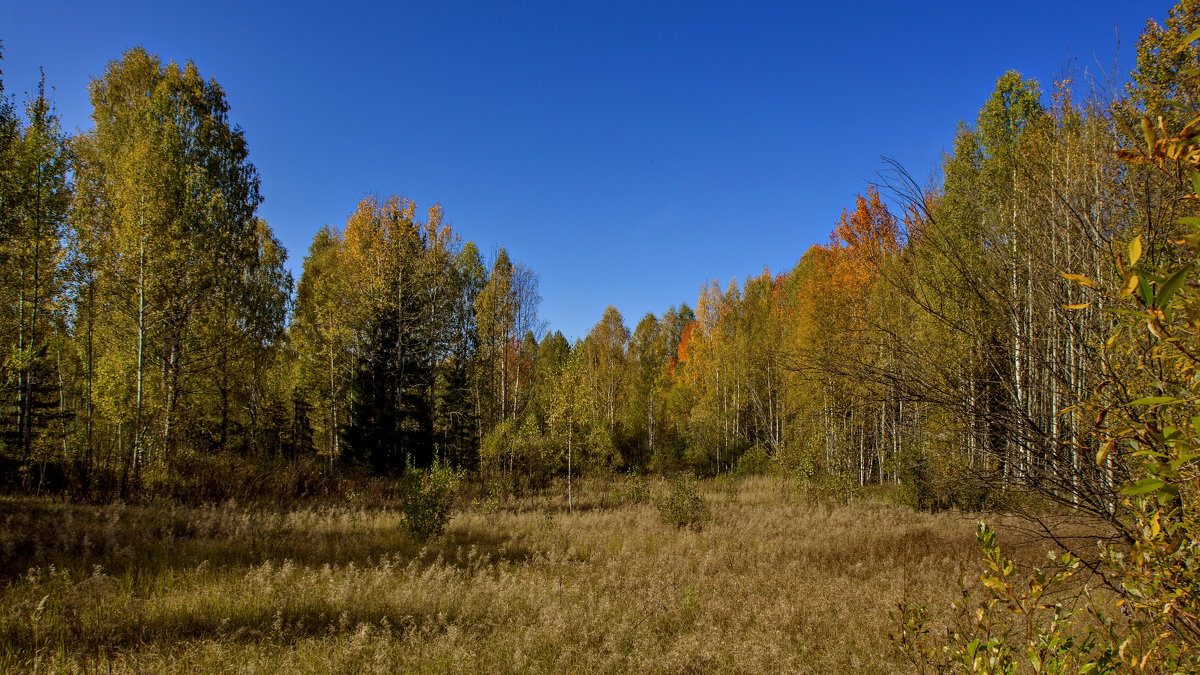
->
[3,1,1177,340]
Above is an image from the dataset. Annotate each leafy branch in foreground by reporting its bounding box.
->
[895,523,1111,674]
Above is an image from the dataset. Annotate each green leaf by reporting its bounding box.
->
[1138,276,1154,306]
[1178,216,1200,231]
[1107,307,1145,318]
[1120,478,1165,496]
[1154,264,1192,309]
[1138,270,1167,284]
[1191,171,1200,198]
[1176,450,1200,464]
[1129,396,1177,405]
[966,639,980,659]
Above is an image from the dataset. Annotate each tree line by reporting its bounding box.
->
[1,2,1197,512]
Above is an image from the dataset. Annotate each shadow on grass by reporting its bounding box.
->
[0,599,457,663]
[0,499,543,662]
[0,497,538,581]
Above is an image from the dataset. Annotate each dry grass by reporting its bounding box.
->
[0,477,1074,673]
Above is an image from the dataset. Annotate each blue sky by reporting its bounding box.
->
[3,1,1177,339]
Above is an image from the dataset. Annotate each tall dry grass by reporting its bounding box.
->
[0,477,1075,673]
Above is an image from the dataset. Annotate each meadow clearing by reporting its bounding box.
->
[0,477,1092,673]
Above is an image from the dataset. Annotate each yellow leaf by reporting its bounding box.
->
[1148,319,1166,339]
[1129,235,1142,267]
[1096,439,1114,467]
[1063,302,1092,310]
[1115,148,1149,163]
[1182,114,1200,137]
[1114,148,1148,163]
[1061,272,1095,287]
[982,577,1007,592]
[1142,117,1157,152]
[1122,272,1140,297]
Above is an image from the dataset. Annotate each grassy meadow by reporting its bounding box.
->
[0,477,1086,673]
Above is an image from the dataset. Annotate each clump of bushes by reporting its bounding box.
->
[400,459,460,543]
[656,474,711,530]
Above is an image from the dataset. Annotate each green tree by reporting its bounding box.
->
[290,226,353,466]
[0,74,72,471]
[436,240,486,468]
[339,196,437,474]
[475,248,515,429]
[75,48,278,493]
[582,306,629,466]
[1128,0,1200,127]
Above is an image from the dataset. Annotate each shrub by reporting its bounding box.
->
[735,444,772,477]
[811,469,857,504]
[897,454,942,512]
[893,523,1107,673]
[609,474,651,505]
[656,474,712,530]
[400,458,460,543]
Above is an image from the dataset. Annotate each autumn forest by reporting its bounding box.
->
[2,2,1200,672]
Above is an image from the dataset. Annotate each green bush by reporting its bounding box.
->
[735,444,772,477]
[656,474,712,530]
[898,454,942,512]
[400,458,460,543]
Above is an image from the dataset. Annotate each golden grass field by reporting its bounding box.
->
[0,477,1073,673]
